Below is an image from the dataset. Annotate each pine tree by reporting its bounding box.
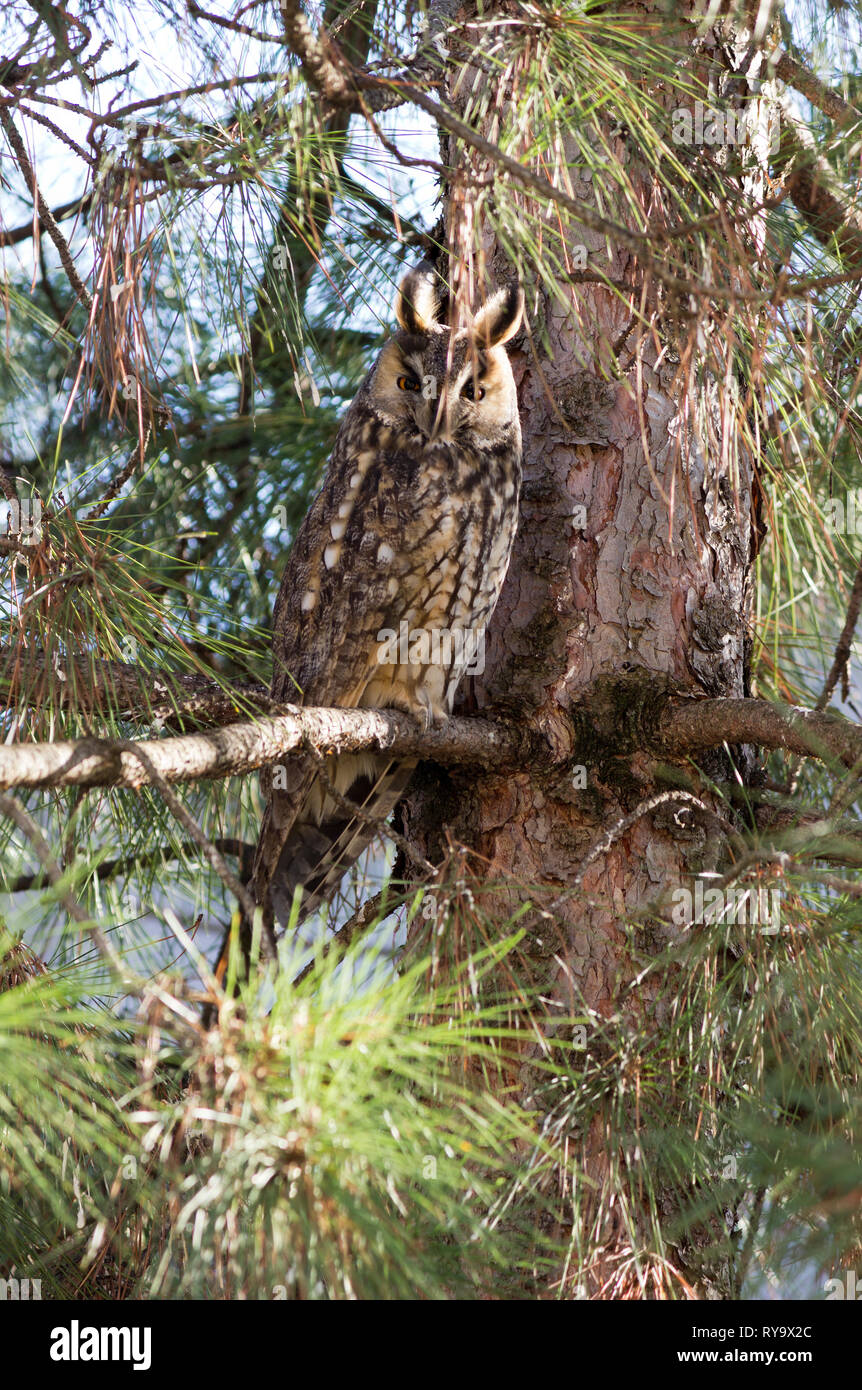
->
[0,0,859,1301]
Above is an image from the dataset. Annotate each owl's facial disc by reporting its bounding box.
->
[369,337,445,438]
[370,334,517,446]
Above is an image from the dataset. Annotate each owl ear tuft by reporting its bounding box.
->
[396,266,440,333]
[472,283,524,347]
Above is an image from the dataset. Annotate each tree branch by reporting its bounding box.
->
[5,836,254,893]
[0,193,90,247]
[816,556,862,710]
[276,4,837,305]
[0,789,201,1035]
[119,740,264,950]
[769,49,860,125]
[655,696,862,768]
[0,692,860,792]
[277,0,354,103]
[774,97,862,272]
[0,706,530,791]
[0,647,270,727]
[0,105,93,308]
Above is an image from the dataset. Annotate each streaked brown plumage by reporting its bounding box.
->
[251,266,523,935]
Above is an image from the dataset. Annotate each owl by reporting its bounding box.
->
[251,266,524,939]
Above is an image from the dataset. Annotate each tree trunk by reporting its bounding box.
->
[402,1,775,1299]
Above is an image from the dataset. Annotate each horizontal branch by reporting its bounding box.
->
[5,836,254,892]
[0,689,860,792]
[655,696,862,768]
[0,706,531,791]
[0,647,269,727]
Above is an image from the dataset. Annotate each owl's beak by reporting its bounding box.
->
[426,392,454,443]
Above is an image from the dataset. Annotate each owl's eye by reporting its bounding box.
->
[462,379,485,402]
[397,373,421,392]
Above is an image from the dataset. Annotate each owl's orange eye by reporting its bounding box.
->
[397,373,421,391]
[462,379,485,401]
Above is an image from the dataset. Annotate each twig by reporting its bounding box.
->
[15,100,95,165]
[0,105,93,309]
[84,427,151,522]
[291,887,392,988]
[783,557,862,797]
[96,71,286,126]
[187,2,287,45]
[6,836,253,893]
[0,790,201,1035]
[816,556,862,710]
[117,742,261,940]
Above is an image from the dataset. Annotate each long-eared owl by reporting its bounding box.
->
[252,266,524,934]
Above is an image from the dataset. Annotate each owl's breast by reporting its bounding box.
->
[360,433,521,724]
[272,411,520,722]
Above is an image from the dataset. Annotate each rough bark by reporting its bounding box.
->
[401,1,777,1299]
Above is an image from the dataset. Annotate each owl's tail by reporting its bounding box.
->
[212,755,415,993]
[267,753,416,927]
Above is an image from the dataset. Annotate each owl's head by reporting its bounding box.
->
[367,267,523,448]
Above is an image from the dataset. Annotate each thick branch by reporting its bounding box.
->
[0,706,530,791]
[774,99,862,272]
[277,0,353,103]
[770,49,859,125]
[0,693,860,792]
[655,697,862,768]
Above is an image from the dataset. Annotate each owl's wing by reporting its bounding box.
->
[252,409,423,931]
